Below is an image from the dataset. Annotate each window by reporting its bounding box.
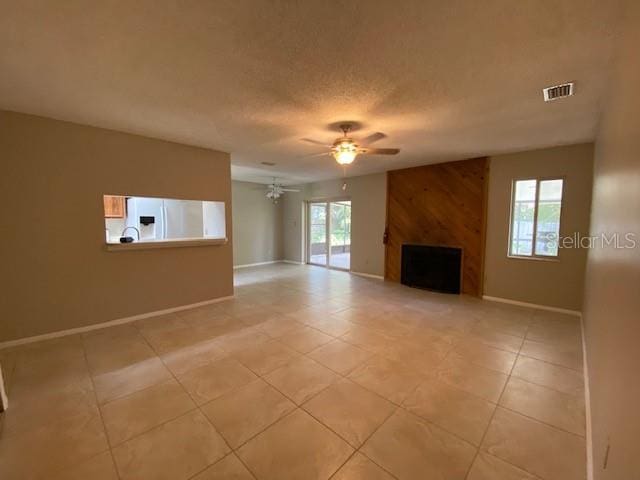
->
[509,178,563,258]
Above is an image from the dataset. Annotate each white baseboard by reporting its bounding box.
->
[282,260,305,265]
[351,271,384,280]
[581,315,594,480]
[233,260,282,269]
[481,295,582,317]
[0,295,235,350]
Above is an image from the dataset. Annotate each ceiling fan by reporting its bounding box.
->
[266,179,300,203]
[302,124,400,166]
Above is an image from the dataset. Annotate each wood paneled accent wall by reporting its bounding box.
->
[385,157,489,296]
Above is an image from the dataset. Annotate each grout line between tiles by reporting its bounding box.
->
[79,335,123,480]
[462,311,532,480]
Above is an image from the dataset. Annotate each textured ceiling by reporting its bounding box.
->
[0,1,621,184]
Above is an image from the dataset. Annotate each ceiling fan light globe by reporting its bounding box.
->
[332,139,358,165]
[334,151,357,165]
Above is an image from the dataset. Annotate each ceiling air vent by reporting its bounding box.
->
[543,83,574,102]
[261,161,276,166]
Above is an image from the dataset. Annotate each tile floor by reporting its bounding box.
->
[0,264,587,479]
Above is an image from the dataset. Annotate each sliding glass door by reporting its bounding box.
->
[309,203,328,266]
[308,200,351,270]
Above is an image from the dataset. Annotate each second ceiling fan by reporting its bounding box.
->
[302,124,400,166]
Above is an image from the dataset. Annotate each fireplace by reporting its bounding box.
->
[401,244,462,294]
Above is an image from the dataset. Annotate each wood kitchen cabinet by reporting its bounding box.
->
[103,195,126,218]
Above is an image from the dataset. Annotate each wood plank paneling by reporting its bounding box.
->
[385,158,489,296]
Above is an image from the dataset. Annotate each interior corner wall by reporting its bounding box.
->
[282,173,386,276]
[0,111,233,343]
[484,143,594,311]
[232,181,283,266]
[582,2,640,478]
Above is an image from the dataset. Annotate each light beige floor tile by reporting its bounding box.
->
[232,339,299,375]
[436,355,508,402]
[532,310,580,325]
[100,378,195,445]
[520,340,583,371]
[112,410,230,480]
[237,409,354,480]
[348,356,426,404]
[93,356,172,404]
[467,327,524,353]
[303,379,395,447]
[467,452,539,480]
[526,322,582,346]
[160,338,228,375]
[340,324,396,353]
[340,325,395,353]
[403,377,496,445]
[192,453,254,480]
[1,381,97,438]
[10,352,93,399]
[201,378,295,448]
[138,323,210,355]
[304,315,355,336]
[258,317,305,338]
[13,335,86,367]
[380,338,450,373]
[473,317,530,338]
[177,357,257,405]
[499,377,585,436]
[264,356,338,404]
[332,452,395,480]
[308,339,373,375]
[330,307,378,324]
[0,410,108,479]
[82,324,141,346]
[512,355,584,396]
[361,409,476,480]
[217,328,272,354]
[286,306,335,324]
[450,338,517,374]
[50,451,119,480]
[135,312,188,336]
[278,326,334,353]
[177,304,227,324]
[482,407,585,480]
[84,331,157,376]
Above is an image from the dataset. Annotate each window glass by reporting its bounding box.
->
[509,178,563,258]
[535,179,563,256]
[510,180,536,256]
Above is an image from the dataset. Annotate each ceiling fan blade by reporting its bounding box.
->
[361,148,400,155]
[282,188,301,192]
[301,138,331,147]
[303,151,331,158]
[359,132,386,146]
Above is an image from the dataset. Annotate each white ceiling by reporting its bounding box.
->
[0,1,622,185]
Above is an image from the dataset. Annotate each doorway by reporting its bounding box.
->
[307,200,351,270]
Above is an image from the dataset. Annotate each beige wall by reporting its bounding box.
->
[484,144,594,311]
[232,180,283,266]
[282,173,386,276]
[583,2,640,478]
[0,111,233,342]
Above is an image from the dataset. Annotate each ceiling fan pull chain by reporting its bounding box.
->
[342,165,347,191]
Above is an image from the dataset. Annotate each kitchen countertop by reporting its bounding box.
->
[105,237,227,252]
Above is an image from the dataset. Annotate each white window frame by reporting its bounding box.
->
[507,177,564,260]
